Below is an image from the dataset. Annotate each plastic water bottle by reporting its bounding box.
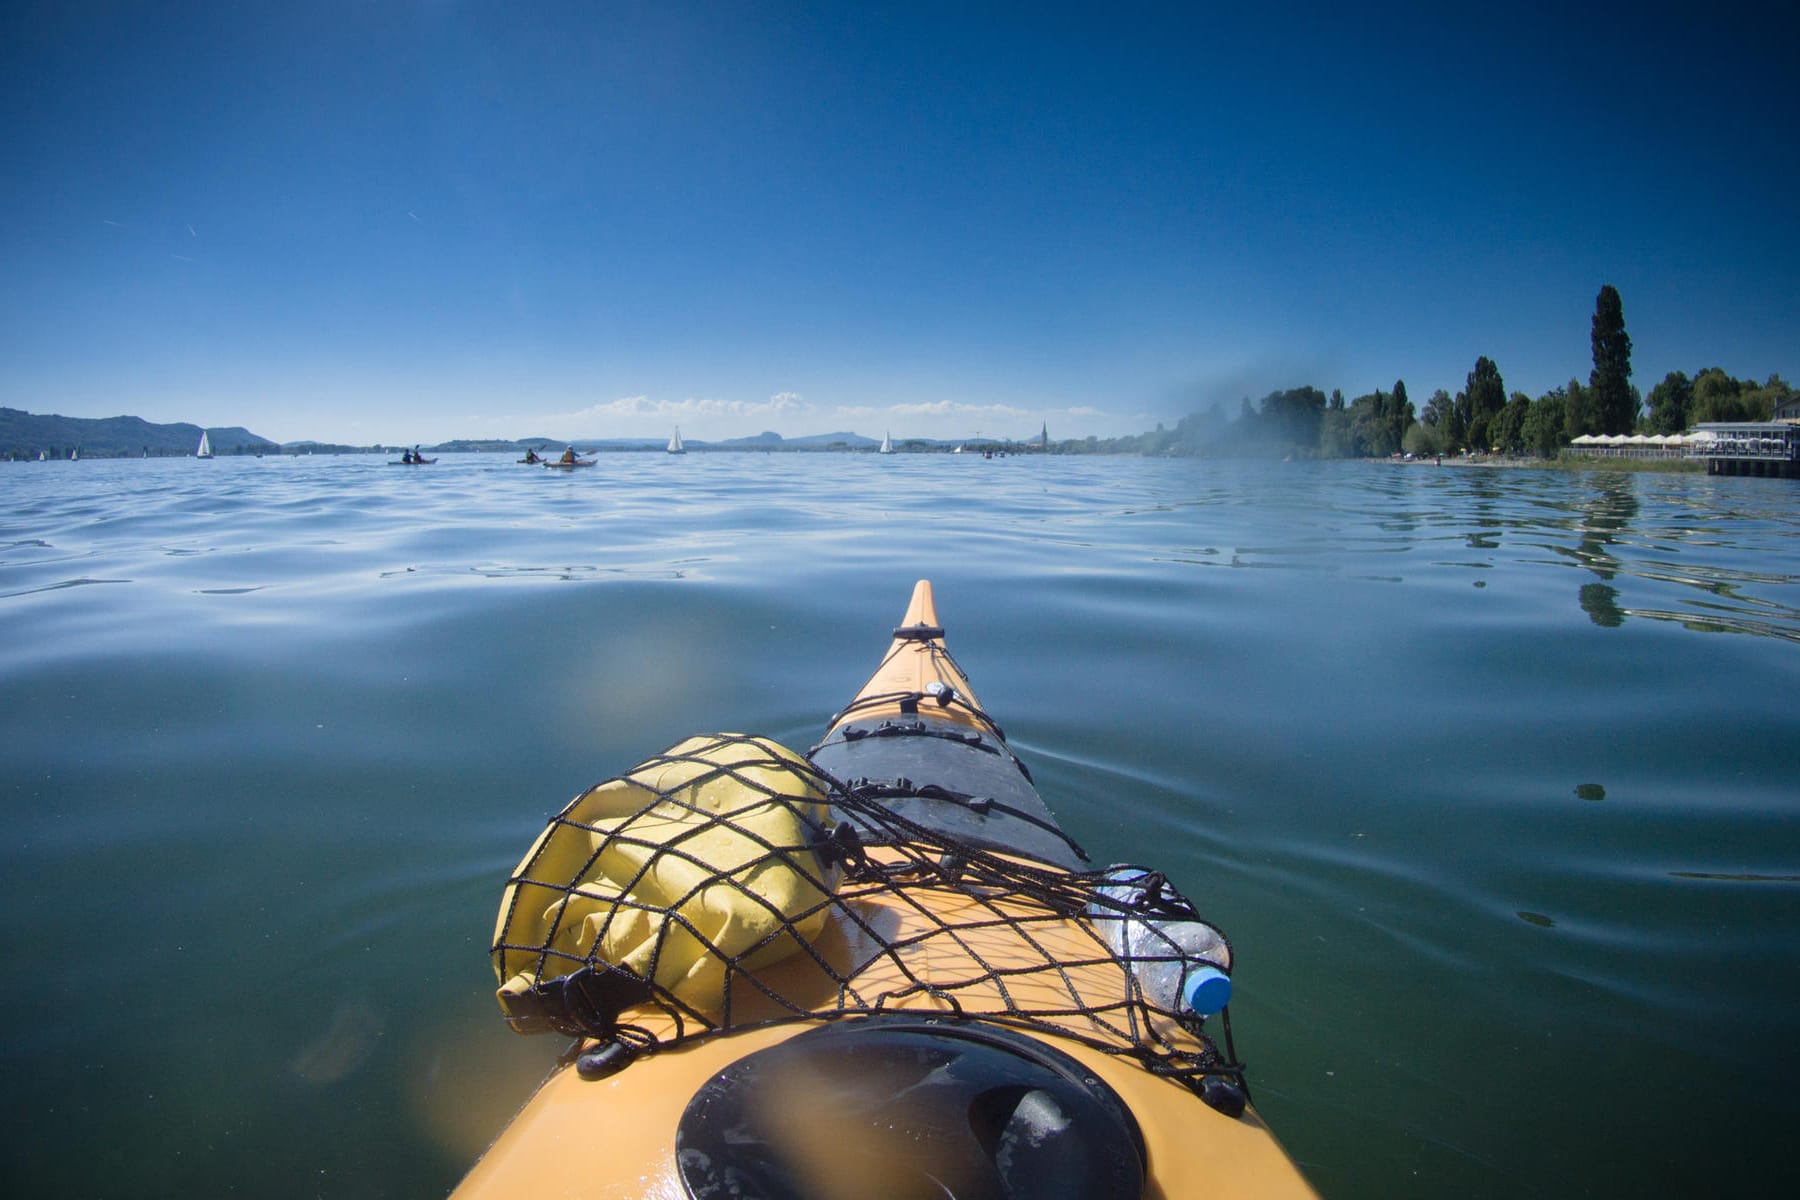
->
[1087,866,1233,1016]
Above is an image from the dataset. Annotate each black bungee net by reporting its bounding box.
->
[492,723,1249,1104]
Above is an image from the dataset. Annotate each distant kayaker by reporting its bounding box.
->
[560,447,578,465]
[401,448,414,464]
[524,449,541,464]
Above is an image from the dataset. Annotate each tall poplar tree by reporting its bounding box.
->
[1464,357,1506,451]
[1590,285,1635,433]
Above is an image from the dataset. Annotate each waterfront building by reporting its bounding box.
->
[1687,422,1799,478]
[1564,405,1799,477]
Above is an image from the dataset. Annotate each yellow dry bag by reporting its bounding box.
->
[492,733,837,1032]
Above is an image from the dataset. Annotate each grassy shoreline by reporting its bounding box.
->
[1395,454,1704,474]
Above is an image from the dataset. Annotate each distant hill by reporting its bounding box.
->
[431,437,570,453]
[1,407,1019,459]
[0,407,278,458]
[716,430,879,449]
[279,441,386,455]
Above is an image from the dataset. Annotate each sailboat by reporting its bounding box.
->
[878,431,894,454]
[196,431,214,459]
[667,427,686,455]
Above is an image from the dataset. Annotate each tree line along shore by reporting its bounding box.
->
[1067,285,1790,464]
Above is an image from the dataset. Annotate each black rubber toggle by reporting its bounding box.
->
[576,1039,637,1080]
[1200,1075,1248,1119]
[813,821,868,872]
[505,963,656,1039]
[892,623,947,641]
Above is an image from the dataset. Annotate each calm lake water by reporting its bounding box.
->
[2,452,1796,1199]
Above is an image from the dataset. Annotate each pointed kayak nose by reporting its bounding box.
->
[819,579,990,739]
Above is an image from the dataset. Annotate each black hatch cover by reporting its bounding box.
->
[675,1016,1145,1200]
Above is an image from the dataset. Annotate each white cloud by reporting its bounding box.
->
[890,399,1034,420]
[480,391,823,438]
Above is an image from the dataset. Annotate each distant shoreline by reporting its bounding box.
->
[0,448,1717,472]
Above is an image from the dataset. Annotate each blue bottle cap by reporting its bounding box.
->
[1182,965,1231,1015]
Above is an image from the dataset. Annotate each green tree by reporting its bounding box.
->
[1461,356,1507,451]
[1735,374,1788,422]
[1645,371,1693,434]
[1491,392,1532,455]
[1318,388,1354,456]
[1422,388,1457,450]
[1563,377,1596,440]
[1257,386,1327,454]
[1338,389,1386,456]
[1590,284,1636,433]
[1319,405,1356,457]
[1690,368,1751,423]
[1525,388,1569,458]
[1403,421,1441,457]
[1390,379,1414,449]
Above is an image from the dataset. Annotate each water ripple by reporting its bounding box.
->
[1,576,132,598]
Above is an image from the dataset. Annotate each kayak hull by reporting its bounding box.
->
[456,1021,1308,1200]
[454,581,1315,1199]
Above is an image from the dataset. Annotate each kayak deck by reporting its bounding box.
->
[810,581,1086,870]
[464,847,1311,1198]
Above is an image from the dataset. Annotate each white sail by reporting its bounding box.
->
[667,427,685,454]
[879,431,894,454]
[196,431,213,458]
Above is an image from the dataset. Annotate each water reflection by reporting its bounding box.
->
[1578,582,1625,627]
[1548,472,1800,639]
[1573,474,1638,584]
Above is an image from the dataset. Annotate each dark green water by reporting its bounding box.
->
[3,453,1796,1197]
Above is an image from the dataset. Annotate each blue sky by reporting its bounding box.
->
[3,2,1795,444]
